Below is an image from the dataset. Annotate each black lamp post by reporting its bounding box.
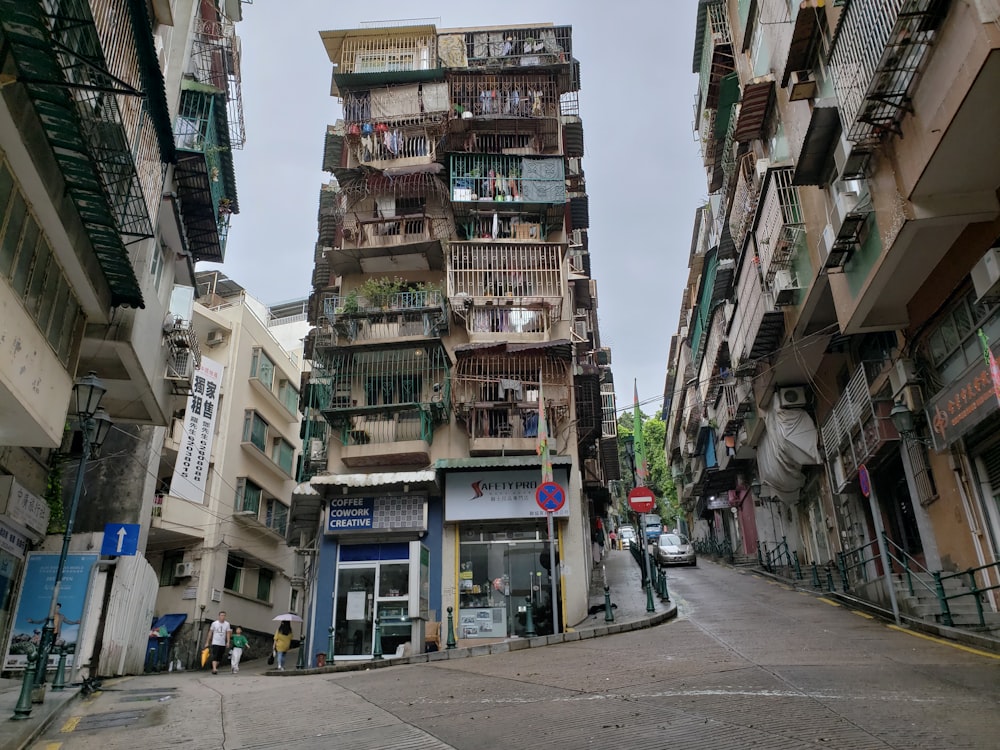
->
[35,372,113,687]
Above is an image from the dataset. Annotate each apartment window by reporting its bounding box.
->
[256,568,273,602]
[235,477,263,515]
[271,438,295,475]
[250,347,275,389]
[926,290,1000,384]
[243,410,269,452]
[224,554,245,592]
[151,240,166,293]
[289,588,299,613]
[265,499,288,536]
[160,551,184,586]
[278,378,299,415]
[0,160,83,365]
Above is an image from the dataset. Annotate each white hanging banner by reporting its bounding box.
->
[171,356,224,503]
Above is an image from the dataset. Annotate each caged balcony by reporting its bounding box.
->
[821,362,901,493]
[447,241,566,336]
[321,24,442,96]
[320,290,448,347]
[319,345,451,468]
[174,83,238,263]
[452,344,571,456]
[442,26,573,75]
[449,154,566,226]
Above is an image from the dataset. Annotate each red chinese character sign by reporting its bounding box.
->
[628,486,656,514]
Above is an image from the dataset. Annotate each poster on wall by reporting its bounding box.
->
[170,356,224,503]
[4,552,98,670]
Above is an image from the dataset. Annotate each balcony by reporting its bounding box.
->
[320,290,448,347]
[318,345,450,465]
[449,155,566,226]
[713,378,754,438]
[820,362,901,493]
[336,409,435,468]
[729,254,784,370]
[320,24,442,96]
[174,83,238,263]
[754,166,804,287]
[149,493,208,546]
[729,153,764,254]
[452,342,571,451]
[447,241,566,325]
[453,26,573,78]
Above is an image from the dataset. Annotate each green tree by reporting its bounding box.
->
[616,411,678,525]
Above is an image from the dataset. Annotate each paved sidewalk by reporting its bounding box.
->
[0,545,671,749]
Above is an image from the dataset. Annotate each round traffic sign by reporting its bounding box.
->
[628,486,656,514]
[535,482,566,513]
[858,464,871,498]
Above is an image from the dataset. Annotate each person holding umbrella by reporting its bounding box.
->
[271,613,301,671]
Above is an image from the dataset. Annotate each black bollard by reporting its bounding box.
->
[604,586,615,622]
[446,606,457,649]
[52,644,67,691]
[12,648,39,720]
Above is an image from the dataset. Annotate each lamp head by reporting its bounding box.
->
[750,479,762,498]
[73,371,107,419]
[890,398,915,436]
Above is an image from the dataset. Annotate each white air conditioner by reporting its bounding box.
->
[206,329,226,347]
[174,561,194,578]
[971,246,1000,302]
[165,351,194,381]
[771,269,800,306]
[888,358,919,396]
[778,386,808,409]
[755,158,771,178]
[309,437,327,462]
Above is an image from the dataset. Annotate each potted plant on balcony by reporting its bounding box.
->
[360,276,405,310]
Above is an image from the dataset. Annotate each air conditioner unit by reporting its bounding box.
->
[755,158,771,178]
[971,246,1000,302]
[888,358,919,396]
[789,70,818,101]
[309,437,327,462]
[771,269,800,306]
[206,329,226,347]
[165,351,194,381]
[174,561,194,578]
[778,386,808,409]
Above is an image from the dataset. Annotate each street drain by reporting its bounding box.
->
[74,709,149,730]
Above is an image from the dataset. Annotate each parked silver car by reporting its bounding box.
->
[655,533,696,567]
[618,526,637,549]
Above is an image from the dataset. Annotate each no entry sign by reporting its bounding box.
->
[628,486,656,514]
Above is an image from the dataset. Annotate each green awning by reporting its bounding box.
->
[0,0,144,308]
[127,0,175,164]
[714,72,741,140]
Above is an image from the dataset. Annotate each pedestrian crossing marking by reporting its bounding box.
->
[60,716,81,733]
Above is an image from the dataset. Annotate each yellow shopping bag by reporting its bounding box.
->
[201,647,210,668]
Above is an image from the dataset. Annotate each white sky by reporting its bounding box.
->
[213,0,707,415]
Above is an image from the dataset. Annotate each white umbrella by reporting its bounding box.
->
[272,613,303,622]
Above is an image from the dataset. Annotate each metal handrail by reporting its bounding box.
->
[938,561,1000,628]
[837,538,880,592]
[880,533,935,598]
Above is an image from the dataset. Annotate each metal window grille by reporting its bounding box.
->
[323,346,450,414]
[447,242,564,302]
[449,74,558,119]
[452,354,570,410]
[336,34,437,74]
[189,14,246,148]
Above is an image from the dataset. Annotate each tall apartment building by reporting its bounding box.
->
[148,272,303,665]
[0,0,246,670]
[664,0,1000,625]
[291,19,618,659]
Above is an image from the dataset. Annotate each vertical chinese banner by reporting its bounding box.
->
[171,356,224,503]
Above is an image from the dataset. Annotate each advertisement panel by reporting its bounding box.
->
[444,468,571,521]
[171,356,224,502]
[4,552,98,670]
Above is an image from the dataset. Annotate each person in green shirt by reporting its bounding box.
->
[230,626,248,673]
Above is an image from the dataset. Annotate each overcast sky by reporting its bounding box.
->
[214,0,706,416]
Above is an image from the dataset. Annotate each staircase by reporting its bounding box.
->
[894,572,1000,634]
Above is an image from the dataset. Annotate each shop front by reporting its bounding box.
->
[444,464,570,639]
[310,471,438,661]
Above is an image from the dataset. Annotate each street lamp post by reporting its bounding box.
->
[34,372,113,688]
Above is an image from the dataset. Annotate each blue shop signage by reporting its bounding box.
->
[327,497,374,531]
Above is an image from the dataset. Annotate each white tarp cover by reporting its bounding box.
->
[756,395,821,502]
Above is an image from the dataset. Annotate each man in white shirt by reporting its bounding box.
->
[204,611,231,675]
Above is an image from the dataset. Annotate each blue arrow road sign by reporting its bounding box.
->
[101,523,140,556]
